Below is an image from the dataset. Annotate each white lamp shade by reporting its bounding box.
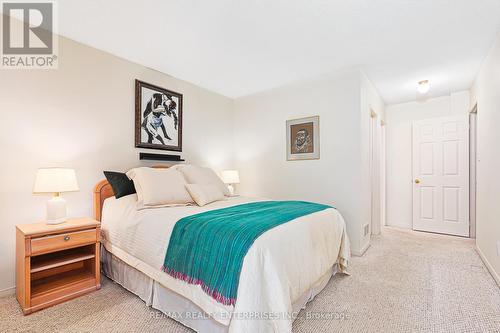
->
[33,168,79,194]
[220,170,240,184]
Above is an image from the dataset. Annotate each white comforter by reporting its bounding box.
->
[101,195,350,333]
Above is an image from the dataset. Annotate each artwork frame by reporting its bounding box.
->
[135,79,183,152]
[286,116,320,160]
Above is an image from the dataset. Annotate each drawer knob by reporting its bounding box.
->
[64,235,70,241]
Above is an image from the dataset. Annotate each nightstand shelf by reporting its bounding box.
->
[31,245,95,273]
[31,268,96,306]
[16,218,101,314]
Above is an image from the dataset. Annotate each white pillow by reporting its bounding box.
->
[185,184,225,207]
[176,165,230,196]
[126,167,194,209]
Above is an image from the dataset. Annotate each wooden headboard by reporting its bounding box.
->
[93,165,171,221]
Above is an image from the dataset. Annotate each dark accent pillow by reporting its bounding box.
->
[103,171,136,199]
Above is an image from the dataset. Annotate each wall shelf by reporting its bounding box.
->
[139,152,185,162]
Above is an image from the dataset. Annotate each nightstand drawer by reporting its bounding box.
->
[31,229,97,255]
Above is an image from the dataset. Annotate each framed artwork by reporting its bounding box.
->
[286,116,320,160]
[135,80,183,151]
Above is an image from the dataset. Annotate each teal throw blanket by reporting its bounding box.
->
[161,201,332,306]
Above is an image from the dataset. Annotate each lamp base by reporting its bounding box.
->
[227,184,235,196]
[46,196,67,225]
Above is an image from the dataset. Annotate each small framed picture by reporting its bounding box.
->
[135,80,183,151]
[286,116,320,160]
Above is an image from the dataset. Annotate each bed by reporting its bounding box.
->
[94,166,350,333]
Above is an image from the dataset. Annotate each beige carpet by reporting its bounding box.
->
[1,227,499,333]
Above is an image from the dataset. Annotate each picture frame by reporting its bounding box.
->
[286,116,320,160]
[135,79,183,151]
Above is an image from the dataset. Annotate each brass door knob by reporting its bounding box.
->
[415,179,420,184]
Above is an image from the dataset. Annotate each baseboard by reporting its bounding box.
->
[0,286,15,297]
[476,245,500,288]
[351,242,370,257]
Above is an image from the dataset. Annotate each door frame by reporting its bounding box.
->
[369,109,384,235]
[381,120,387,227]
[469,105,477,238]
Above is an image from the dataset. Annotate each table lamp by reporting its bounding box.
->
[220,170,240,196]
[33,168,79,224]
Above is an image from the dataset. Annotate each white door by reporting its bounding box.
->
[412,116,469,237]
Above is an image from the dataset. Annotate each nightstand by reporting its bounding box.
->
[16,217,101,314]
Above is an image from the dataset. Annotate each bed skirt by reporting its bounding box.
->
[101,246,338,333]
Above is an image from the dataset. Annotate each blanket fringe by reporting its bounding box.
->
[161,266,236,306]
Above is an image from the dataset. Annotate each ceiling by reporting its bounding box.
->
[52,1,500,104]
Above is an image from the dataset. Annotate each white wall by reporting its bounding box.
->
[0,35,235,293]
[234,70,384,255]
[385,91,470,229]
[470,33,500,285]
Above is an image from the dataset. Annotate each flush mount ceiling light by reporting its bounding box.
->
[417,80,430,94]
